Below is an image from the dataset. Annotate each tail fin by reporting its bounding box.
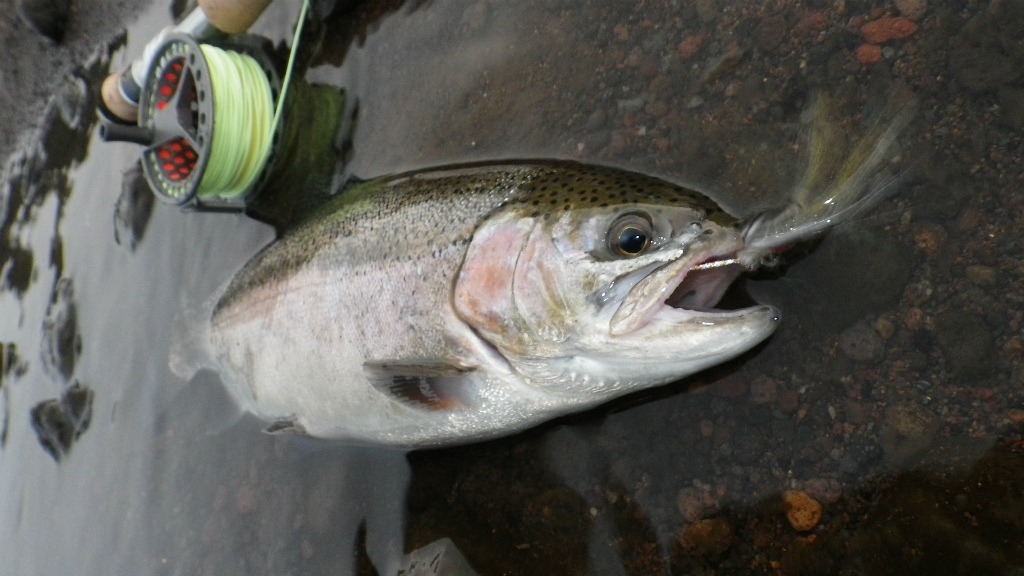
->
[741,86,917,257]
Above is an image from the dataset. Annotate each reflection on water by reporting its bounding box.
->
[0,0,1022,574]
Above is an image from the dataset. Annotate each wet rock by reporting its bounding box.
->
[965,265,997,287]
[678,517,733,556]
[0,343,26,448]
[17,0,71,42]
[792,11,829,38]
[30,382,94,461]
[855,44,883,66]
[694,0,718,24]
[749,376,778,405]
[881,402,938,466]
[934,310,996,379]
[41,278,81,382]
[896,0,927,21]
[113,161,155,251]
[838,321,884,362]
[997,87,1024,130]
[677,486,715,522]
[783,490,823,532]
[2,244,34,295]
[950,47,1019,94]
[803,478,842,505]
[777,388,800,414]
[949,10,1022,94]
[860,17,918,44]
[913,222,948,255]
[753,15,787,53]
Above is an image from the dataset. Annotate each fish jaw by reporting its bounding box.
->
[576,304,780,389]
[604,240,747,337]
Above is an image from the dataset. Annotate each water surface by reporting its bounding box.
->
[1,1,1022,574]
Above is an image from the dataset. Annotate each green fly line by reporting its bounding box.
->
[195,0,310,199]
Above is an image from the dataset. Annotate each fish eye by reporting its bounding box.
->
[608,213,653,257]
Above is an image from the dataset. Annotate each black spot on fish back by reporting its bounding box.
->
[508,162,730,223]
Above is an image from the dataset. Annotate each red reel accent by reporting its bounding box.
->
[154,137,197,182]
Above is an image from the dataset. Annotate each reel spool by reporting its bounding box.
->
[102,33,283,211]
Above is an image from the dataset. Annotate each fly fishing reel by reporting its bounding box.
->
[101,33,283,210]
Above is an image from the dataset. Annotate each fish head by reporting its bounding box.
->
[453,166,780,400]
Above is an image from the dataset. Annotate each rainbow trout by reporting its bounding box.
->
[192,98,912,448]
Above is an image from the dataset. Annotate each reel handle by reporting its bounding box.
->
[99,0,272,123]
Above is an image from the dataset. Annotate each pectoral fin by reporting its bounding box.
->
[363,361,478,411]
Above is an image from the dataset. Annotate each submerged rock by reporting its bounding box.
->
[113,161,155,251]
[934,309,996,379]
[30,382,94,461]
[17,0,71,42]
[41,277,81,382]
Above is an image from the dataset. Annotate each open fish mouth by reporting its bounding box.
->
[608,249,750,336]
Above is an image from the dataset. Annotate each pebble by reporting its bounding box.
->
[860,17,918,44]
[874,317,895,340]
[896,0,928,21]
[677,486,712,522]
[803,479,842,505]
[678,35,704,60]
[965,265,997,286]
[881,402,938,465]
[694,0,718,24]
[753,15,787,52]
[903,307,924,331]
[838,321,885,362]
[792,11,829,38]
[777,389,800,414]
[914,223,948,255]
[934,310,996,378]
[855,44,883,66]
[1009,409,1024,425]
[997,87,1024,130]
[678,517,733,556]
[783,490,823,532]
[749,376,778,405]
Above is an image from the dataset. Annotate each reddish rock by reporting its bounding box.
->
[777,389,800,414]
[896,0,927,20]
[861,17,918,44]
[914,223,948,255]
[1009,409,1024,425]
[613,23,629,43]
[783,490,823,532]
[793,11,829,37]
[678,35,704,60]
[749,376,778,405]
[856,43,883,66]
[678,517,733,556]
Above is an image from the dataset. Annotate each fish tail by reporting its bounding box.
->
[743,87,917,255]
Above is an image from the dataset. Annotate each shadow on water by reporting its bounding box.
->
[0,0,1022,574]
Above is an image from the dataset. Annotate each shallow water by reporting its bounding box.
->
[1,0,1022,574]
